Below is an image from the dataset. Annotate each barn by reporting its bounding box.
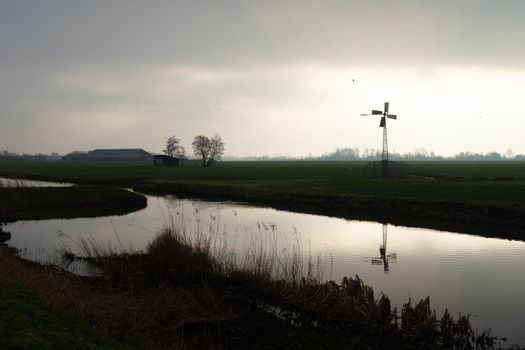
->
[63,149,153,162]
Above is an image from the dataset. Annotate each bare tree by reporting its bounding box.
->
[192,134,226,166]
[164,135,186,165]
[209,134,225,164]
[174,145,185,158]
[192,135,211,166]
[164,136,180,157]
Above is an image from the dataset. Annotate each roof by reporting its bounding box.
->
[89,149,152,159]
[64,148,153,161]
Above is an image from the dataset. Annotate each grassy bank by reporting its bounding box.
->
[0,274,137,350]
[1,161,525,238]
[0,186,146,222]
[135,180,525,240]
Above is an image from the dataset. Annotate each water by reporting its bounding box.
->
[0,177,72,187]
[2,185,525,341]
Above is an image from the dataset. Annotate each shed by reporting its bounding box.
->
[153,155,181,166]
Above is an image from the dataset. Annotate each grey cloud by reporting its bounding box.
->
[1,0,525,70]
[2,0,525,155]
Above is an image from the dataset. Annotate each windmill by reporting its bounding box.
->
[361,102,397,178]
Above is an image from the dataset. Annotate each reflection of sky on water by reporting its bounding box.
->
[3,194,525,341]
[0,177,72,188]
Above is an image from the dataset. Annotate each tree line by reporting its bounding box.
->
[222,147,525,161]
[163,134,225,166]
[319,148,525,161]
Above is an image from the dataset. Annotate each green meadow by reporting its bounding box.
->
[1,160,525,237]
[1,160,525,200]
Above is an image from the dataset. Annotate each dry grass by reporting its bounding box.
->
[0,243,229,349]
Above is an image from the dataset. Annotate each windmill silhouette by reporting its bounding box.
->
[365,224,397,273]
[361,102,397,178]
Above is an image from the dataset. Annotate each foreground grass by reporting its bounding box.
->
[1,161,525,238]
[0,276,137,350]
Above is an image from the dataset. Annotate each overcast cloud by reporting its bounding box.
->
[1,1,525,156]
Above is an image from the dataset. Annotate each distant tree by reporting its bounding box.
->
[192,135,211,166]
[192,134,225,166]
[164,136,186,165]
[164,136,180,157]
[322,147,360,160]
[208,134,225,165]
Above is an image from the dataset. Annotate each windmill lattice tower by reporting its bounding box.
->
[361,102,397,178]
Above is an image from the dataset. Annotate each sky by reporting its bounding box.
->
[1,0,525,157]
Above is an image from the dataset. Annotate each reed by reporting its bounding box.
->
[54,213,509,349]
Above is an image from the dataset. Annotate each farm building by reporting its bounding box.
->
[63,149,153,162]
[153,155,201,166]
[153,155,181,166]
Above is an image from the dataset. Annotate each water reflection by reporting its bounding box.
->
[365,224,397,273]
[0,177,72,187]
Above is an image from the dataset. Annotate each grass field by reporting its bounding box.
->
[1,160,525,201]
[1,160,525,237]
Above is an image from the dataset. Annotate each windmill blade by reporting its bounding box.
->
[371,110,383,115]
[379,117,386,127]
[384,102,389,113]
[387,114,397,119]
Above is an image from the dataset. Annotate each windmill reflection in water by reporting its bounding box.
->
[365,224,397,273]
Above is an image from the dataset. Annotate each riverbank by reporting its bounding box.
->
[0,186,147,222]
[0,251,137,350]
[1,161,525,240]
[135,180,525,241]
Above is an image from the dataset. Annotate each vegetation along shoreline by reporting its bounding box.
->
[1,160,525,241]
